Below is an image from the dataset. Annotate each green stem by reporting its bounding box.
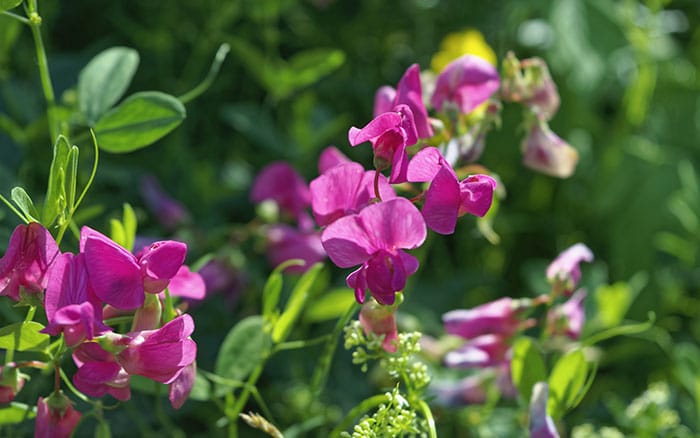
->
[59,368,91,403]
[0,193,29,224]
[416,399,437,438]
[25,0,60,142]
[1,10,30,24]
[329,394,388,437]
[271,334,330,354]
[226,361,266,436]
[24,306,36,322]
[178,43,231,104]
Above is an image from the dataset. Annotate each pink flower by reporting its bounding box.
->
[444,334,510,368]
[318,146,351,174]
[265,224,326,274]
[443,297,524,340]
[407,147,496,234]
[348,104,418,183]
[43,253,109,347]
[117,314,197,384]
[321,198,426,305]
[529,382,560,438]
[169,361,196,409]
[80,226,187,309]
[0,222,59,301]
[310,162,395,227]
[72,342,131,401]
[359,298,399,352]
[35,393,82,438]
[431,54,500,114]
[522,120,579,178]
[373,85,396,116]
[547,289,587,339]
[373,64,433,139]
[501,53,560,121]
[0,363,24,403]
[250,162,311,222]
[166,265,207,301]
[546,243,593,295]
[140,175,190,231]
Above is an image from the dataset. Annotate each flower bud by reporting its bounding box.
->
[359,297,399,353]
[547,289,587,339]
[35,392,82,438]
[529,382,560,438]
[521,119,578,178]
[0,363,24,403]
[546,243,594,296]
[131,292,163,332]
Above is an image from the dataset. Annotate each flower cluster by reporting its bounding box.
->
[0,222,203,436]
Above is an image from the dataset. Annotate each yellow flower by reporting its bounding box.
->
[431,29,497,73]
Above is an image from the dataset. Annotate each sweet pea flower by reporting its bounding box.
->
[167,265,207,301]
[373,64,433,139]
[318,146,351,174]
[546,243,594,295]
[72,342,131,401]
[407,147,496,234]
[431,54,500,114]
[250,162,311,223]
[0,363,24,403]
[373,85,396,116]
[443,297,525,340]
[310,162,395,227]
[117,314,197,384]
[80,226,187,309]
[43,253,109,347]
[35,393,82,438]
[529,382,560,438]
[140,175,191,231]
[265,224,326,274]
[501,52,560,121]
[169,361,196,409]
[359,297,399,352]
[522,120,579,179]
[321,198,426,305]
[444,334,511,369]
[348,104,418,183]
[547,289,587,340]
[0,222,59,301]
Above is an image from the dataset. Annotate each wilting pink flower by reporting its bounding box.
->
[501,52,560,121]
[35,393,82,438]
[265,224,326,274]
[522,120,579,178]
[359,298,399,352]
[0,363,24,403]
[348,104,418,183]
[444,334,510,368]
[310,162,395,226]
[373,64,433,139]
[72,342,131,401]
[117,314,197,384]
[530,382,560,438]
[407,147,496,234]
[250,162,311,222]
[431,54,500,114]
[169,361,196,409]
[80,227,187,309]
[43,253,109,347]
[443,297,524,340]
[140,175,191,231]
[322,198,426,305]
[547,289,587,339]
[546,243,593,295]
[318,146,351,174]
[0,222,59,301]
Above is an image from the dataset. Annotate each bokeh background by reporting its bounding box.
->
[1,0,699,436]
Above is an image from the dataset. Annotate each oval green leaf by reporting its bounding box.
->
[0,0,22,12]
[10,187,39,223]
[547,349,588,419]
[0,321,50,353]
[94,91,186,153]
[214,316,271,395]
[272,263,324,343]
[0,402,36,425]
[511,336,547,403]
[78,47,140,124]
[303,288,356,323]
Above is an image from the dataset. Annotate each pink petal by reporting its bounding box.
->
[373,86,396,117]
[168,265,206,300]
[431,54,500,114]
[395,64,433,139]
[348,112,403,146]
[250,162,311,217]
[322,215,375,268]
[265,225,326,273]
[457,174,496,217]
[423,166,461,234]
[357,198,427,251]
[406,147,447,182]
[169,361,196,409]
[139,240,187,294]
[310,162,366,226]
[318,146,351,174]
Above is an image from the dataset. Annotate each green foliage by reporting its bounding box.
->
[511,336,547,403]
[109,203,137,251]
[0,321,49,353]
[272,262,324,343]
[548,349,594,420]
[214,316,271,395]
[0,403,35,425]
[0,0,22,12]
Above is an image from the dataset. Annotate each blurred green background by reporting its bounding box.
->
[1,0,699,436]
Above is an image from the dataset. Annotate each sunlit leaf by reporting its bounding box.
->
[547,349,588,419]
[511,336,547,403]
[94,91,186,153]
[43,135,71,227]
[10,187,39,223]
[0,402,35,425]
[303,288,356,323]
[272,263,324,343]
[0,0,22,12]
[79,47,140,125]
[0,321,50,353]
[262,259,305,323]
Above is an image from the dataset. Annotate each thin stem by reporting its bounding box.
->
[178,43,231,104]
[25,0,60,141]
[416,399,437,438]
[24,306,36,322]
[373,170,382,201]
[227,361,266,436]
[329,394,388,437]
[59,368,91,403]
[271,334,330,354]
[1,10,30,24]
[0,193,29,224]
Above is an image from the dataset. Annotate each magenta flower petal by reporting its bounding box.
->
[443,297,522,339]
[444,334,510,368]
[265,225,326,273]
[167,266,206,300]
[82,227,143,309]
[373,85,396,117]
[169,361,196,409]
[357,198,427,251]
[321,217,375,268]
[407,147,450,182]
[318,146,351,174]
[250,162,311,219]
[423,166,461,235]
[395,64,433,139]
[73,360,131,400]
[35,395,82,438]
[138,240,187,294]
[310,162,366,226]
[348,112,403,146]
[457,174,497,217]
[431,54,500,114]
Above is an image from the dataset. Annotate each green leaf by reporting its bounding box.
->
[78,47,140,125]
[272,263,324,343]
[110,203,137,251]
[547,349,589,419]
[262,259,305,322]
[94,91,186,153]
[0,321,50,353]
[0,402,36,425]
[594,282,632,328]
[511,337,547,403]
[10,187,39,223]
[303,288,356,323]
[43,135,71,227]
[0,0,22,12]
[95,420,112,438]
[214,316,271,395]
[65,146,79,213]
